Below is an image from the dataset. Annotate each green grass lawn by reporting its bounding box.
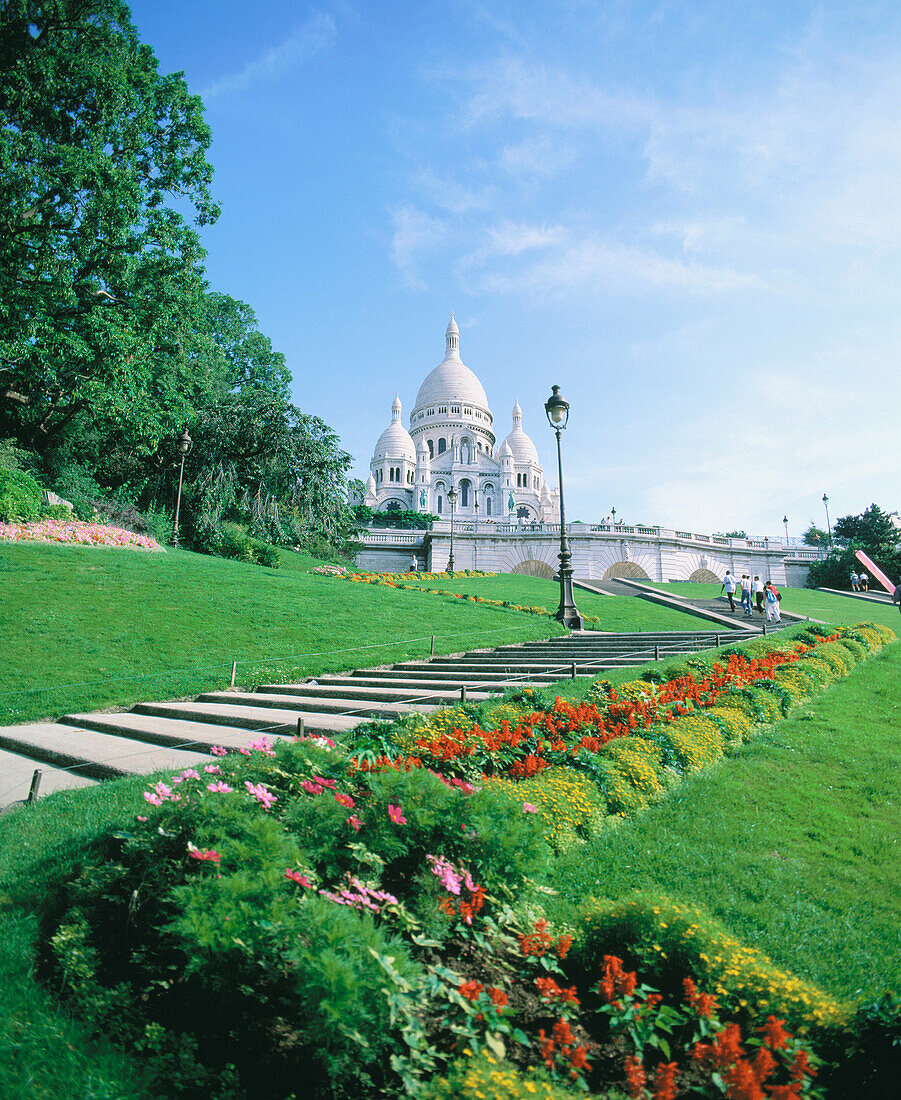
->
[405,572,708,631]
[0,545,571,724]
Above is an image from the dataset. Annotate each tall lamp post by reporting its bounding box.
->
[545,385,583,630]
[447,484,457,574]
[611,506,617,526]
[171,428,193,548]
[822,493,832,547]
[783,515,789,543]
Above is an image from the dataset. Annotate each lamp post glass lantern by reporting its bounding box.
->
[544,385,582,631]
[171,428,193,547]
[447,485,457,574]
[822,493,832,546]
[783,515,789,542]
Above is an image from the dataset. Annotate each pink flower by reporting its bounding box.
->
[388,804,407,825]
[334,792,355,808]
[207,781,233,793]
[245,781,278,810]
[301,779,324,795]
[314,776,337,789]
[178,769,201,781]
[210,746,228,757]
[136,815,148,822]
[246,736,276,756]
[188,846,221,863]
[284,868,313,887]
[203,764,221,774]
[143,792,163,806]
[522,802,538,814]
[346,815,362,831]
[153,782,173,799]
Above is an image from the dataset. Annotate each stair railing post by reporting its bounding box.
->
[460,685,467,704]
[296,717,305,739]
[27,769,42,804]
[571,662,577,679]
[430,635,435,656]
[230,660,237,688]
[654,645,660,661]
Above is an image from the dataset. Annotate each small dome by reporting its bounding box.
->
[500,400,540,465]
[372,395,416,463]
[497,439,514,461]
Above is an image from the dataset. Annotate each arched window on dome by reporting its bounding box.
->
[437,438,447,455]
[427,439,434,458]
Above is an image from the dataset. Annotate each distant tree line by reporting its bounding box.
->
[805,504,901,589]
[0,0,357,559]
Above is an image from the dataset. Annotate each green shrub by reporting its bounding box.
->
[598,737,664,814]
[0,467,42,521]
[706,705,754,747]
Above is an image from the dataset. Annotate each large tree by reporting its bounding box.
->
[0,0,218,458]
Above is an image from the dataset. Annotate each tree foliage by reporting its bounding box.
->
[0,2,358,557]
[805,504,901,590]
[0,0,219,457]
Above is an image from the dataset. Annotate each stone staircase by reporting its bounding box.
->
[0,629,753,810]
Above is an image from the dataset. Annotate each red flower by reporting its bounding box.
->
[624,1054,647,1099]
[487,986,508,1008]
[458,979,483,1001]
[556,934,572,959]
[651,1061,678,1100]
[758,1015,791,1051]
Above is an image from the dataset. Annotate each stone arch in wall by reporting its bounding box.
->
[688,568,720,584]
[512,558,555,579]
[603,560,650,580]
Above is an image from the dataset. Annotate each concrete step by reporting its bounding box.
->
[257,682,496,703]
[132,700,363,737]
[0,722,211,781]
[0,746,97,811]
[196,690,438,720]
[58,711,279,752]
[353,668,583,684]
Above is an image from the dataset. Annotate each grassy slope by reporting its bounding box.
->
[0,545,571,724]
[547,638,901,1002]
[403,572,708,631]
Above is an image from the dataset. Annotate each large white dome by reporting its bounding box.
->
[412,317,491,414]
[500,400,540,465]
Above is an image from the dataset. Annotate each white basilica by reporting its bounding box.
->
[362,317,560,523]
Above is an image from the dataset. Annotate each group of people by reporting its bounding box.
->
[720,571,782,621]
[850,570,869,592]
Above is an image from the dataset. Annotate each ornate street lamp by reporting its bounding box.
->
[783,515,789,542]
[447,484,457,574]
[545,385,583,630]
[611,506,617,526]
[822,493,832,547]
[171,428,193,548]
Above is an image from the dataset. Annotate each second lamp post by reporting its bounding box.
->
[447,484,457,574]
[545,385,582,631]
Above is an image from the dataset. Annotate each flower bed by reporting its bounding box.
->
[0,518,163,550]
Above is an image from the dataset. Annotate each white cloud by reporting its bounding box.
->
[475,236,759,297]
[201,13,337,98]
[389,204,448,288]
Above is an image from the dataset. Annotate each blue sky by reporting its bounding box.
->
[130,0,900,537]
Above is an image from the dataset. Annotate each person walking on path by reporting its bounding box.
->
[850,571,860,592]
[740,574,753,615]
[893,583,901,615]
[860,571,869,592]
[765,582,781,622]
[752,575,765,613]
[720,570,738,612]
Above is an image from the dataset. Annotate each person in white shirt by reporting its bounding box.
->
[740,574,753,615]
[720,571,738,612]
[859,572,869,592]
[752,575,764,613]
[850,571,860,592]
